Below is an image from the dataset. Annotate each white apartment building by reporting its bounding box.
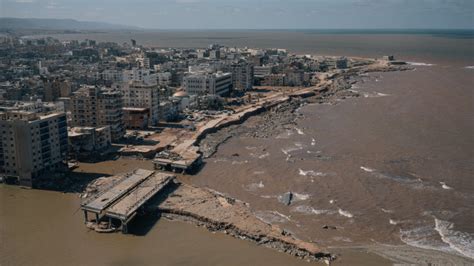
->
[121,81,160,126]
[122,68,157,85]
[254,65,274,78]
[183,72,232,96]
[156,72,172,86]
[97,69,123,82]
[0,110,68,187]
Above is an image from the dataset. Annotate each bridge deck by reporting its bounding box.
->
[105,173,174,221]
[81,169,154,213]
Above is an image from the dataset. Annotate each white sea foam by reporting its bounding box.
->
[255,211,291,223]
[311,138,316,146]
[294,142,304,147]
[293,193,310,201]
[292,205,332,215]
[389,219,399,225]
[465,66,474,69]
[333,236,353,243]
[363,92,390,98]
[407,62,435,66]
[400,218,474,260]
[329,199,335,204]
[381,208,394,213]
[299,169,327,177]
[440,182,453,190]
[295,127,305,135]
[275,130,294,139]
[244,181,265,191]
[338,209,354,218]
[435,218,474,259]
[231,160,248,165]
[281,146,303,155]
[253,170,265,175]
[400,225,450,253]
[250,152,270,159]
[360,166,375,173]
[245,146,257,150]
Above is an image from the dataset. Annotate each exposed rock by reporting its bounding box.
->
[322,225,337,230]
[278,192,294,206]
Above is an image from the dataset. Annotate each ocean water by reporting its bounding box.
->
[42,29,474,64]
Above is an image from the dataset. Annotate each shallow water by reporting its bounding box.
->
[191,65,474,260]
[0,185,316,266]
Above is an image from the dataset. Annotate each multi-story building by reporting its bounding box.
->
[68,126,111,156]
[0,110,68,187]
[156,72,172,86]
[97,69,123,83]
[123,107,149,129]
[228,61,253,91]
[261,74,286,87]
[183,72,232,96]
[70,85,125,141]
[285,70,305,86]
[123,68,157,84]
[121,81,160,126]
[254,65,274,78]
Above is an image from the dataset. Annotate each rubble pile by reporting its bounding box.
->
[155,150,183,161]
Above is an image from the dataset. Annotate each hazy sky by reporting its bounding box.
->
[2,0,473,29]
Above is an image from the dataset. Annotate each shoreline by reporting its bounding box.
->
[77,58,419,264]
[30,57,418,264]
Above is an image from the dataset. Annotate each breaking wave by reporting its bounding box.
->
[292,205,333,215]
[295,127,305,135]
[464,66,474,69]
[407,62,435,66]
[389,219,399,225]
[363,92,390,98]
[338,209,354,218]
[293,193,310,201]
[360,166,422,187]
[381,208,394,213]
[298,168,327,177]
[244,181,264,191]
[435,218,474,259]
[440,182,453,190]
[360,166,375,173]
[400,218,474,260]
[231,160,248,165]
[281,146,303,155]
[250,152,270,159]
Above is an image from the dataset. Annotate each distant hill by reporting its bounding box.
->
[0,17,140,31]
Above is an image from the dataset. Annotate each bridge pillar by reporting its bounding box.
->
[122,222,128,234]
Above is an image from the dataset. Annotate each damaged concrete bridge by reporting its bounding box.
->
[80,169,175,233]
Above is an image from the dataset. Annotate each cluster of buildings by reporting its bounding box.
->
[0,35,352,187]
